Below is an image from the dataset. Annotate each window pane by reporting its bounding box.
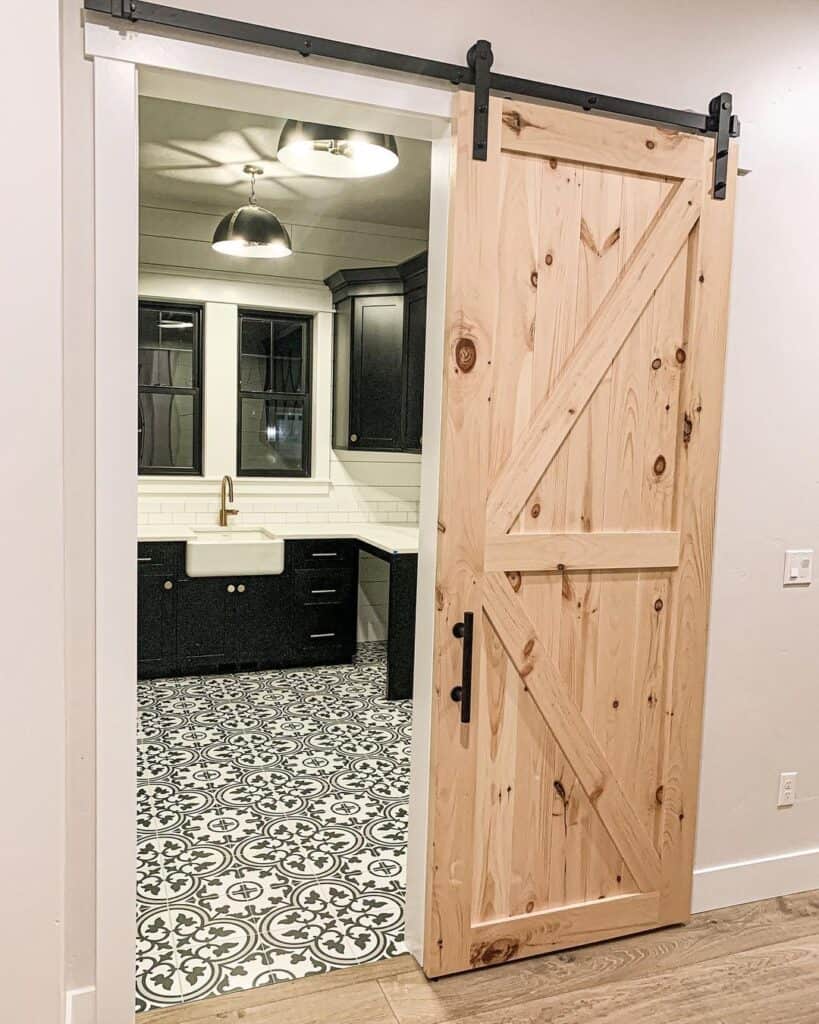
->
[240,316,306,394]
[138,392,196,472]
[239,397,306,474]
[139,307,195,388]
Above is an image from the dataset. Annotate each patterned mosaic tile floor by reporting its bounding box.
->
[136,643,411,1012]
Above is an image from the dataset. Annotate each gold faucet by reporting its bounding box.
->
[219,475,239,527]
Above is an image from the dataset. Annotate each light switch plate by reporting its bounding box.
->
[783,549,813,586]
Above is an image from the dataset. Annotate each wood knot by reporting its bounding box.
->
[654,598,664,612]
[645,139,656,150]
[530,502,541,519]
[683,413,693,447]
[502,110,522,132]
[544,253,554,266]
[523,638,535,657]
[651,357,662,370]
[699,273,705,283]
[471,938,519,967]
[556,562,566,572]
[553,779,567,803]
[530,270,539,287]
[612,699,620,709]
[679,811,685,822]
[506,570,522,592]
[454,337,477,373]
[653,454,667,476]
[656,785,664,805]
[549,157,558,169]
[526,900,535,913]
[616,875,622,884]
[437,520,446,533]
[648,692,657,706]
[675,347,687,364]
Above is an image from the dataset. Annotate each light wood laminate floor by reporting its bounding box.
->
[140,889,819,1024]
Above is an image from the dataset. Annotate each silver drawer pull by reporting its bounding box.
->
[309,632,336,639]
[138,557,153,563]
[311,552,338,558]
[311,588,337,595]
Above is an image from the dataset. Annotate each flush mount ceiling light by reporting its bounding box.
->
[211,165,292,259]
[276,120,399,179]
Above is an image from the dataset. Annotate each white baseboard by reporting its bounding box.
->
[65,986,96,1024]
[693,845,819,913]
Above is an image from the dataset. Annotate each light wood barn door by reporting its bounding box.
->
[424,93,737,977]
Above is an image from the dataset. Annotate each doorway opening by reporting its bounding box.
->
[72,18,454,1007]
[102,50,452,1014]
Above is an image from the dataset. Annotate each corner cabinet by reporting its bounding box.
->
[327,251,427,453]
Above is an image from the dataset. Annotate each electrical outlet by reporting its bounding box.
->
[778,771,798,807]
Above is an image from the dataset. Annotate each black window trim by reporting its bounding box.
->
[236,308,313,479]
[138,299,204,477]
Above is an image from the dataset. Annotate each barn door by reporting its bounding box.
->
[424,93,737,977]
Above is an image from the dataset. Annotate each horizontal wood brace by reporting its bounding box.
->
[470,892,661,966]
[484,531,681,573]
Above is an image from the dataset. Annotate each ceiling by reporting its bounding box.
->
[139,97,431,229]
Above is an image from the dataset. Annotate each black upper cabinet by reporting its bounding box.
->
[327,251,427,453]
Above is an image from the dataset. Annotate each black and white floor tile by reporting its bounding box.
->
[135,643,411,1013]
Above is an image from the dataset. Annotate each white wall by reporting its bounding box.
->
[0,3,65,1022]
[53,0,819,1013]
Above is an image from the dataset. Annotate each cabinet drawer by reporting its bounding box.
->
[289,539,357,569]
[295,606,355,651]
[295,569,355,607]
[137,542,180,577]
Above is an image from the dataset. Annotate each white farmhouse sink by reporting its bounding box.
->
[185,527,285,577]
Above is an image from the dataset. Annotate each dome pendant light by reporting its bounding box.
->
[211,165,292,259]
[276,120,399,179]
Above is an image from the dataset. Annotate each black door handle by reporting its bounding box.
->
[450,611,474,724]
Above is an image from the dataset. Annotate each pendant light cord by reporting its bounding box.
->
[248,168,257,206]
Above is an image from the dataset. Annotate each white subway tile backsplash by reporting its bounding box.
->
[139,467,420,530]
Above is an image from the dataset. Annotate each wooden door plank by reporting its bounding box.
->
[484,530,681,572]
[473,151,543,924]
[500,100,707,180]
[549,164,624,905]
[486,178,701,535]
[424,91,504,977]
[382,892,819,1024]
[482,573,662,892]
[469,892,660,967]
[659,143,739,924]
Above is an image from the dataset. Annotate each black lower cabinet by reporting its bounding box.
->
[176,576,233,675]
[136,538,414,695]
[234,575,291,668]
[137,542,179,680]
[137,572,177,679]
[137,539,358,680]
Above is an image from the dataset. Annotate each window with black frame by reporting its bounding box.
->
[237,310,312,477]
[138,301,203,475]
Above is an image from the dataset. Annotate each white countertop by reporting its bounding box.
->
[138,521,419,555]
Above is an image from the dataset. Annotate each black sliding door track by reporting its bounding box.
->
[85,0,739,198]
